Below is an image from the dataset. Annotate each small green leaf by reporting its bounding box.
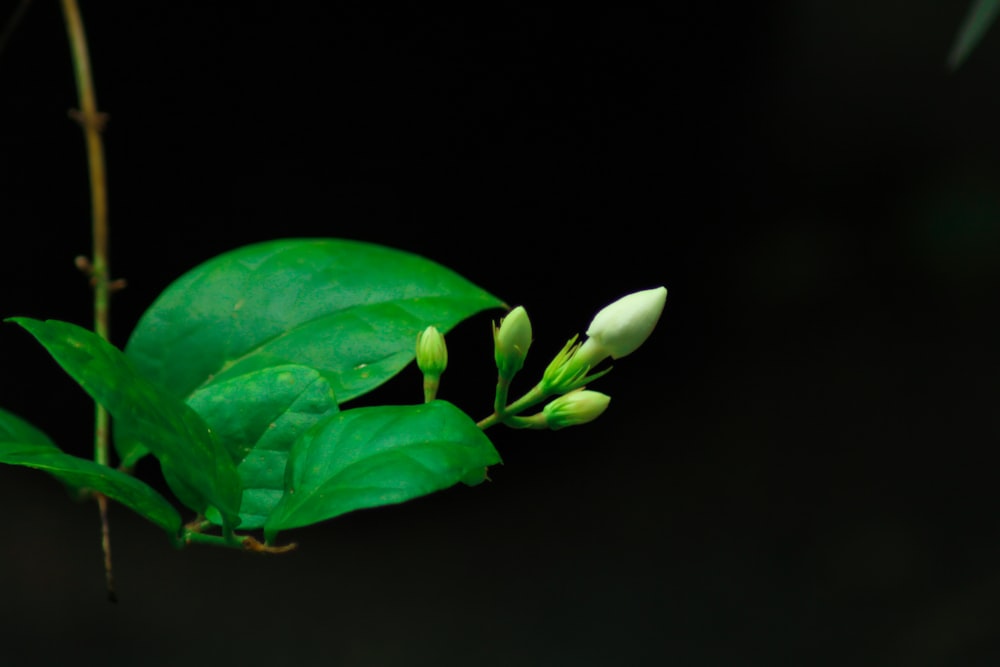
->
[0,441,182,535]
[124,238,505,405]
[0,406,56,449]
[948,0,1000,69]
[264,400,500,542]
[186,365,340,529]
[7,318,242,531]
[0,408,181,533]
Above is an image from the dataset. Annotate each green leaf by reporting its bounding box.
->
[948,0,1000,69]
[263,400,500,542]
[0,441,182,535]
[186,365,340,529]
[0,406,56,448]
[125,238,505,407]
[0,407,181,535]
[7,318,242,531]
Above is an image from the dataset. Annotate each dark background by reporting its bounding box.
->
[2,2,999,665]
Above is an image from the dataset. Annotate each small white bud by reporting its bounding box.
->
[575,286,667,368]
[539,287,666,395]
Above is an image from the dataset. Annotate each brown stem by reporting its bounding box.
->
[61,0,115,601]
[96,493,117,602]
[241,535,299,554]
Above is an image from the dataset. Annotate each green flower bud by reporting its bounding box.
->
[539,334,588,395]
[493,305,532,380]
[416,325,448,378]
[542,389,611,430]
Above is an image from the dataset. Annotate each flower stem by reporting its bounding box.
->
[493,376,510,416]
[61,0,115,601]
[423,377,439,403]
[477,383,549,429]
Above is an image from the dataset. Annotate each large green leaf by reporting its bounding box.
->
[7,318,242,532]
[0,441,182,535]
[263,400,500,542]
[186,365,340,529]
[124,238,505,407]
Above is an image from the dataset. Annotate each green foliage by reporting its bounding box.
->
[948,0,1000,69]
[2,239,506,546]
[0,408,182,534]
[188,364,339,529]
[123,237,504,408]
[8,318,243,532]
[264,400,500,542]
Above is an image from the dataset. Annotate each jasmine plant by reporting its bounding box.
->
[0,1,668,600]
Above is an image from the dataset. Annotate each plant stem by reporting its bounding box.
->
[422,377,439,403]
[180,526,298,554]
[477,383,548,429]
[61,0,115,600]
[61,0,109,346]
[492,375,510,417]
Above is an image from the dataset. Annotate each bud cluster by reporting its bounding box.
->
[412,286,666,431]
[492,286,666,430]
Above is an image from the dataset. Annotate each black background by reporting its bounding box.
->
[2,2,1000,665]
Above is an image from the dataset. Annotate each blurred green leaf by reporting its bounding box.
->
[0,406,181,535]
[125,238,505,407]
[7,318,242,531]
[0,406,56,448]
[264,400,500,542]
[948,0,1000,69]
[187,364,340,529]
[0,441,182,535]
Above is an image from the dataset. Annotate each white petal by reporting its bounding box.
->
[585,286,667,359]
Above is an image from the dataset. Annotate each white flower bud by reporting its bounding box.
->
[539,286,666,395]
[542,389,611,430]
[493,305,532,379]
[575,286,667,367]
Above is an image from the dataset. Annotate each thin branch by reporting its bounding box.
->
[96,493,117,602]
[60,0,116,602]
